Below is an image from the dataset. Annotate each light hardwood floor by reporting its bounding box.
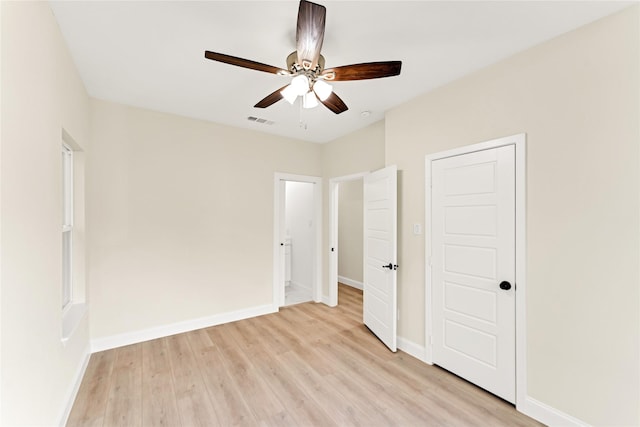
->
[67,284,542,426]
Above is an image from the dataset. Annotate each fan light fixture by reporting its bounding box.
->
[281,74,313,105]
[303,90,319,109]
[281,85,298,104]
[280,75,332,108]
[291,74,309,96]
[312,79,332,101]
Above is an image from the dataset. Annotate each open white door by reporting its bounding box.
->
[363,165,398,352]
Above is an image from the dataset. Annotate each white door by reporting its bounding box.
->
[363,165,398,352]
[431,145,516,403]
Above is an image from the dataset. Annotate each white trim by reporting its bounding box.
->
[518,397,590,427]
[331,171,370,182]
[328,180,339,307]
[58,344,91,427]
[514,134,529,415]
[289,280,312,292]
[274,173,323,308]
[62,143,74,227]
[61,302,87,343]
[397,336,430,364]
[62,143,74,310]
[425,134,529,412]
[337,275,363,290]
[328,172,368,307]
[91,304,276,352]
[273,178,284,307]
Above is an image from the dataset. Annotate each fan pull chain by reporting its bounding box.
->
[298,98,307,130]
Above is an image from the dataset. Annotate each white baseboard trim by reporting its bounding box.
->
[91,304,277,353]
[289,280,311,292]
[518,396,589,427]
[395,337,586,427]
[338,275,363,290]
[397,336,430,364]
[58,343,91,427]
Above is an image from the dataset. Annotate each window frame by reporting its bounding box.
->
[62,143,73,310]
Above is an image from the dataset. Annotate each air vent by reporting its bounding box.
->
[247,116,275,125]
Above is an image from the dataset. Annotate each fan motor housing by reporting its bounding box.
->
[287,51,325,74]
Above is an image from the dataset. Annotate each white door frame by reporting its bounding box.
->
[273,173,323,308]
[425,133,527,409]
[328,172,368,307]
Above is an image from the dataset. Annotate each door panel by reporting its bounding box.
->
[444,320,497,366]
[445,205,497,236]
[363,165,397,352]
[444,245,497,279]
[432,145,515,403]
[444,281,497,323]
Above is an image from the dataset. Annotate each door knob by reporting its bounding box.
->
[382,263,393,269]
[499,281,512,290]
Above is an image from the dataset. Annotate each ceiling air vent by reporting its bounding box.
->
[247,116,274,125]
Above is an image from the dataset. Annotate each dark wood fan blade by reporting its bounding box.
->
[205,51,289,75]
[320,91,348,114]
[322,61,402,81]
[296,0,326,70]
[254,85,289,108]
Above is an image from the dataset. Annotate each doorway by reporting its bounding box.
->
[425,133,527,407]
[328,172,368,307]
[284,181,315,305]
[337,180,364,288]
[273,173,322,308]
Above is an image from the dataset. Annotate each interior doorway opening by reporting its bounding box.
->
[329,172,367,307]
[273,173,322,308]
[337,179,364,290]
[283,181,315,305]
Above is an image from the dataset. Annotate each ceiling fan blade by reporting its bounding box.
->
[320,92,348,114]
[254,85,289,108]
[296,0,326,70]
[205,51,289,75]
[321,61,402,81]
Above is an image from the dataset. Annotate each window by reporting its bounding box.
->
[62,144,73,309]
[61,133,87,342]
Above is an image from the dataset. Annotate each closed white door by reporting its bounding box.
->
[431,145,516,403]
[363,165,397,352]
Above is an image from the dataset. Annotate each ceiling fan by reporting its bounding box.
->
[204,0,402,114]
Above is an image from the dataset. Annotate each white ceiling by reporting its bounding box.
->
[49,1,633,143]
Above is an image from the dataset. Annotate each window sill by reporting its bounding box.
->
[62,303,87,344]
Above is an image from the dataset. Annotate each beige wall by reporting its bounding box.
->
[88,99,321,340]
[321,120,385,297]
[338,179,363,284]
[385,6,639,426]
[1,2,91,425]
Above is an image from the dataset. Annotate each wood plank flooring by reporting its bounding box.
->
[67,284,542,427]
